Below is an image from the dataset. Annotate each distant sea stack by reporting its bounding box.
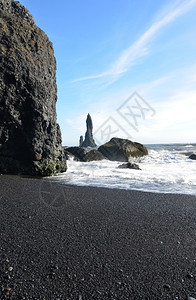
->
[79,136,84,147]
[81,114,97,148]
[0,0,67,176]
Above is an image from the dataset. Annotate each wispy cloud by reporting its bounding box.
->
[62,63,196,145]
[73,0,196,85]
[72,69,125,82]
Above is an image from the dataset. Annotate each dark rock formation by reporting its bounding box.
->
[81,114,97,148]
[65,147,87,161]
[0,0,66,175]
[179,151,193,157]
[189,154,196,160]
[83,149,106,162]
[118,162,141,170]
[0,0,34,24]
[64,150,79,161]
[98,138,148,162]
[65,147,106,162]
[79,135,83,147]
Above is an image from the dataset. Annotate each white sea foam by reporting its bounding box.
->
[55,144,196,196]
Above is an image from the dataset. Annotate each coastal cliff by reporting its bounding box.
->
[0,0,66,175]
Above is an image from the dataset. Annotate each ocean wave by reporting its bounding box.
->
[56,144,196,196]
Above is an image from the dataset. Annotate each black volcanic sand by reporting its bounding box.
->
[0,175,196,300]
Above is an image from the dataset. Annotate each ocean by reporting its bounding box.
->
[55,144,196,196]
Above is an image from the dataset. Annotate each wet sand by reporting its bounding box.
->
[0,175,196,299]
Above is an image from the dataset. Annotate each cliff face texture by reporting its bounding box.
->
[0,0,67,175]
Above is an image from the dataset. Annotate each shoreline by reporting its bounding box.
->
[0,175,196,299]
[39,174,196,198]
[54,181,196,198]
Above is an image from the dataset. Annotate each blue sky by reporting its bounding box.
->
[19,0,196,145]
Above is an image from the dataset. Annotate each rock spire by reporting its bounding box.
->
[81,114,97,148]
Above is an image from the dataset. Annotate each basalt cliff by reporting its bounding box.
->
[0,0,66,175]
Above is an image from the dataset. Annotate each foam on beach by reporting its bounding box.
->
[55,144,196,196]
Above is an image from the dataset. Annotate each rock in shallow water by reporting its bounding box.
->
[189,154,196,160]
[98,137,148,162]
[65,147,106,162]
[118,162,141,170]
[65,147,87,161]
[0,0,66,176]
[83,149,106,162]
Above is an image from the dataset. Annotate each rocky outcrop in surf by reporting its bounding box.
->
[66,137,147,163]
[118,162,141,170]
[65,147,106,162]
[98,138,148,162]
[83,149,106,162]
[189,154,196,160]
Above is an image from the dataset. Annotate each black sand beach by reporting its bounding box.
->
[0,175,196,299]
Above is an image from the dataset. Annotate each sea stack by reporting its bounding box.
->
[81,114,97,148]
[0,0,67,176]
[79,136,84,147]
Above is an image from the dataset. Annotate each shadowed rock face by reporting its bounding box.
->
[65,147,87,161]
[65,147,106,162]
[83,149,106,162]
[0,0,67,175]
[81,114,97,148]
